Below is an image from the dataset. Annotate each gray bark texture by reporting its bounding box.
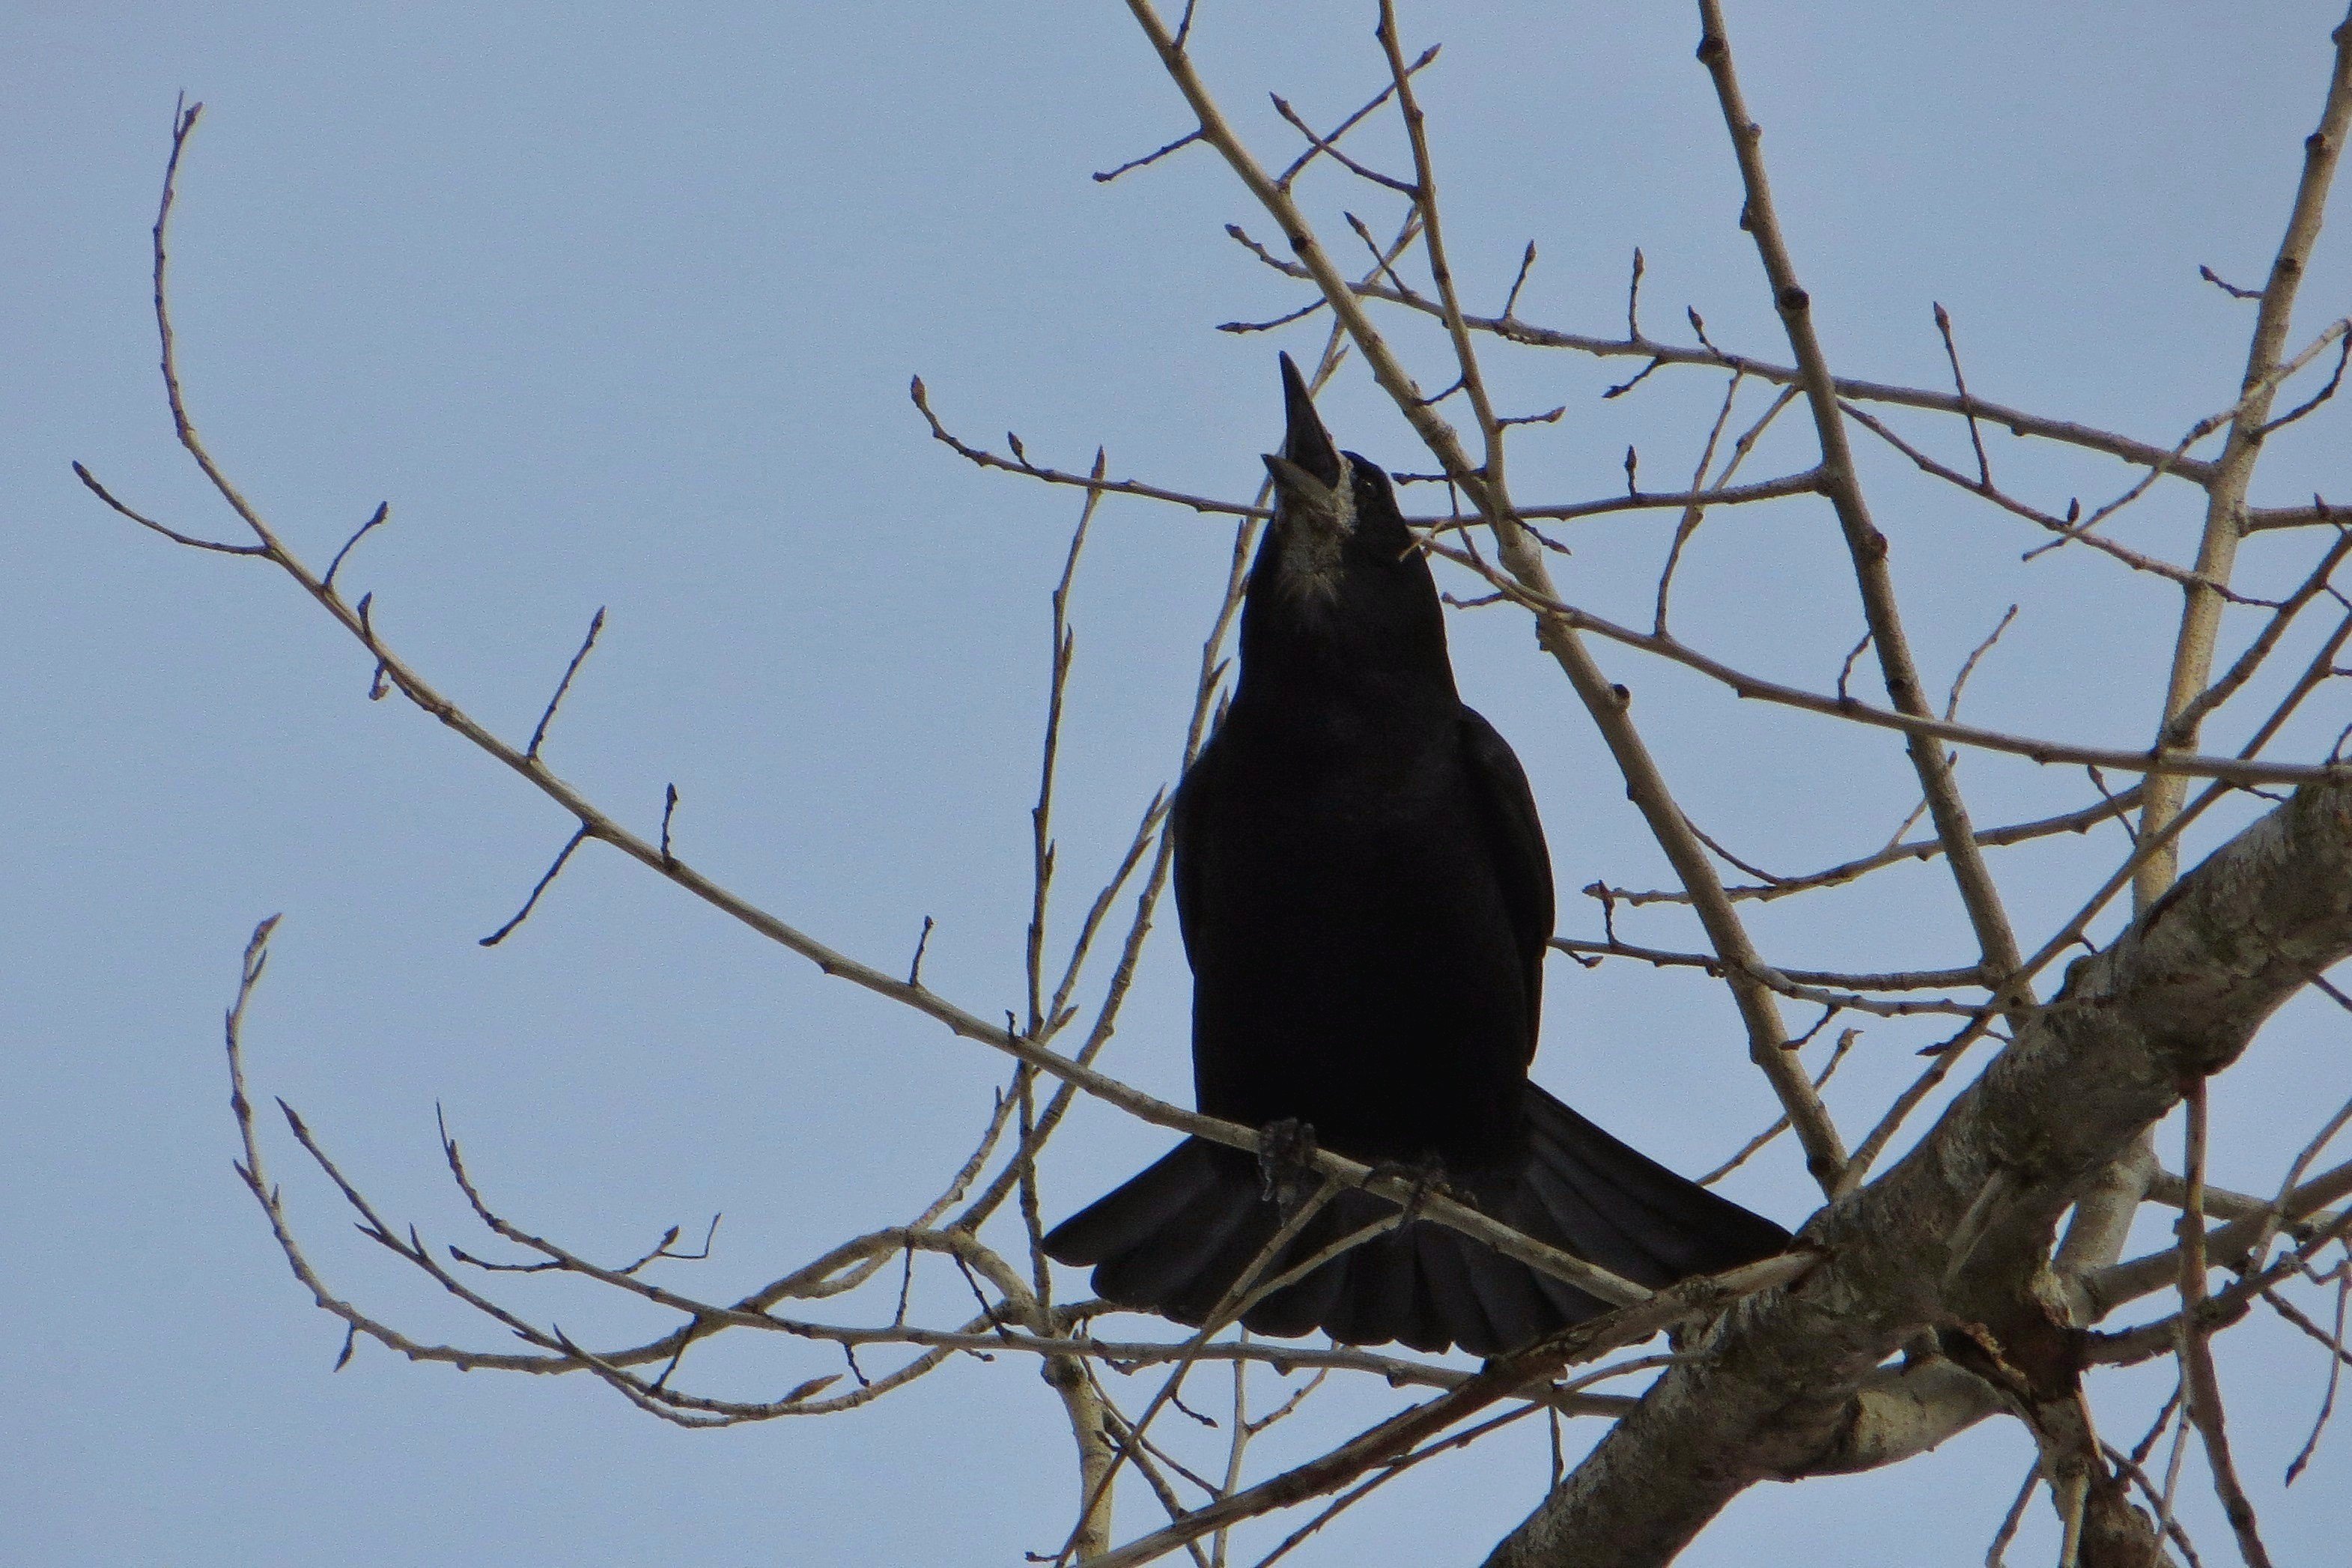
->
[1484,777,2352,1568]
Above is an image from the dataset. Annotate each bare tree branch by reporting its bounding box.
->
[1692,0,2026,1024]
[1486,775,2352,1567]
[2136,11,2352,905]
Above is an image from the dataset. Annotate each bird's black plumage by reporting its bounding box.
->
[1044,356,1787,1355]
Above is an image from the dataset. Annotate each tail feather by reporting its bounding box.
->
[1489,1180,1614,1322]
[1334,1213,1422,1349]
[1045,1139,1222,1265]
[1401,1242,1455,1355]
[1313,1247,1376,1347]
[1244,1226,1349,1338]
[1093,1165,1257,1310]
[1525,1264,1611,1326]
[1523,1156,1675,1283]
[1043,1089,1791,1357]
[1410,1227,1498,1355]
[1524,1086,1790,1283]
[1287,1193,1380,1345]
[1458,1230,1552,1352]
[1359,1230,1428,1350]
[1169,1192,1295,1323]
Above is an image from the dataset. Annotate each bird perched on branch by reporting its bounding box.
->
[1044,355,1787,1356]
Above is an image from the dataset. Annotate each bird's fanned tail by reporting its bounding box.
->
[1043,1085,1790,1358]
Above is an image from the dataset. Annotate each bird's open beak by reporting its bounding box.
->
[1262,353,1352,533]
[1275,353,1343,487]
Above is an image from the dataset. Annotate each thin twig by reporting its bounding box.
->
[1933,302,1991,486]
[478,826,592,946]
[1096,128,1205,184]
[1271,44,1438,189]
[1270,96,1416,195]
[1984,1462,2038,1567]
[2282,1271,2351,1483]
[2257,331,2352,437]
[72,460,266,556]
[2202,264,2263,301]
[323,502,390,591]
[1552,936,1973,1017]
[1699,1027,1859,1185]
[2177,1078,2276,1567]
[1501,240,1537,318]
[526,607,607,762]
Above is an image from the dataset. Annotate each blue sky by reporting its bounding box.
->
[7,3,2352,1564]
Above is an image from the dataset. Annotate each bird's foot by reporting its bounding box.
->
[1256,1118,1321,1218]
[1364,1152,1453,1228]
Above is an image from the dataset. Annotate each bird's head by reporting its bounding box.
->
[1238,354,1450,692]
[1258,353,1419,607]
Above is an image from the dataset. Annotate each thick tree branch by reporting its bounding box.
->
[1485,776,2352,1568]
[2136,8,2352,904]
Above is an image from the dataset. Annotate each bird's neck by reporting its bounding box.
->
[1231,610,1459,749]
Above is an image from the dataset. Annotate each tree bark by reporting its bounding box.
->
[1484,777,2352,1568]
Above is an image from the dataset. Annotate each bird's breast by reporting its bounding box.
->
[1179,723,1532,1168]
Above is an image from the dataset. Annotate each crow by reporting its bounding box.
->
[1042,355,1788,1356]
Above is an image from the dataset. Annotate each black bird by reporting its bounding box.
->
[1043,356,1787,1356]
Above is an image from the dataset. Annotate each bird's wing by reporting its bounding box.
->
[1458,705,1555,1061]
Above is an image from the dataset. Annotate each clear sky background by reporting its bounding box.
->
[7,3,2352,1564]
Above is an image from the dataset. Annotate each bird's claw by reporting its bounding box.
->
[1256,1117,1321,1218]
[1365,1153,1452,1229]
